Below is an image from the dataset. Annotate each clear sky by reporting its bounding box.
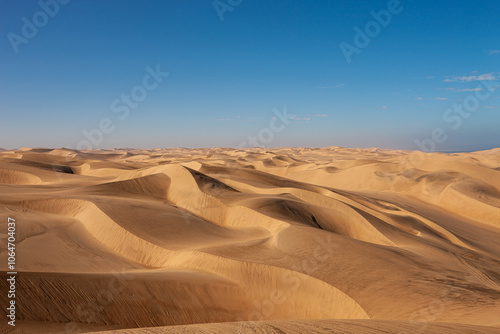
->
[1,0,499,151]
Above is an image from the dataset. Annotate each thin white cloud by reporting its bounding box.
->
[488,50,500,55]
[462,88,484,92]
[434,97,448,100]
[377,106,388,109]
[290,117,311,121]
[283,116,312,123]
[318,83,345,89]
[415,97,423,100]
[289,114,328,120]
[218,117,262,122]
[426,76,435,79]
[443,72,497,82]
[445,87,484,92]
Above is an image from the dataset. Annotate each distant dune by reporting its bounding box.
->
[1,147,500,333]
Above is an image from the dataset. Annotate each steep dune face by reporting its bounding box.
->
[1,147,500,333]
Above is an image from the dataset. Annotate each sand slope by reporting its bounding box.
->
[1,147,499,333]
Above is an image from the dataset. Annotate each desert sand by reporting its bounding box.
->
[1,147,500,333]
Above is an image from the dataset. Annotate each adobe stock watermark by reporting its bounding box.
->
[339,0,411,64]
[378,77,498,193]
[378,78,499,193]
[7,0,71,54]
[213,0,242,21]
[238,106,296,148]
[415,79,499,153]
[400,254,465,334]
[76,64,169,150]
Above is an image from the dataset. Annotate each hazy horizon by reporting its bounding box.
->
[1,146,498,154]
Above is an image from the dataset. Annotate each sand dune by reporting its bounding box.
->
[1,147,500,333]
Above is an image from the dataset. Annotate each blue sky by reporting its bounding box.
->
[1,0,499,151]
